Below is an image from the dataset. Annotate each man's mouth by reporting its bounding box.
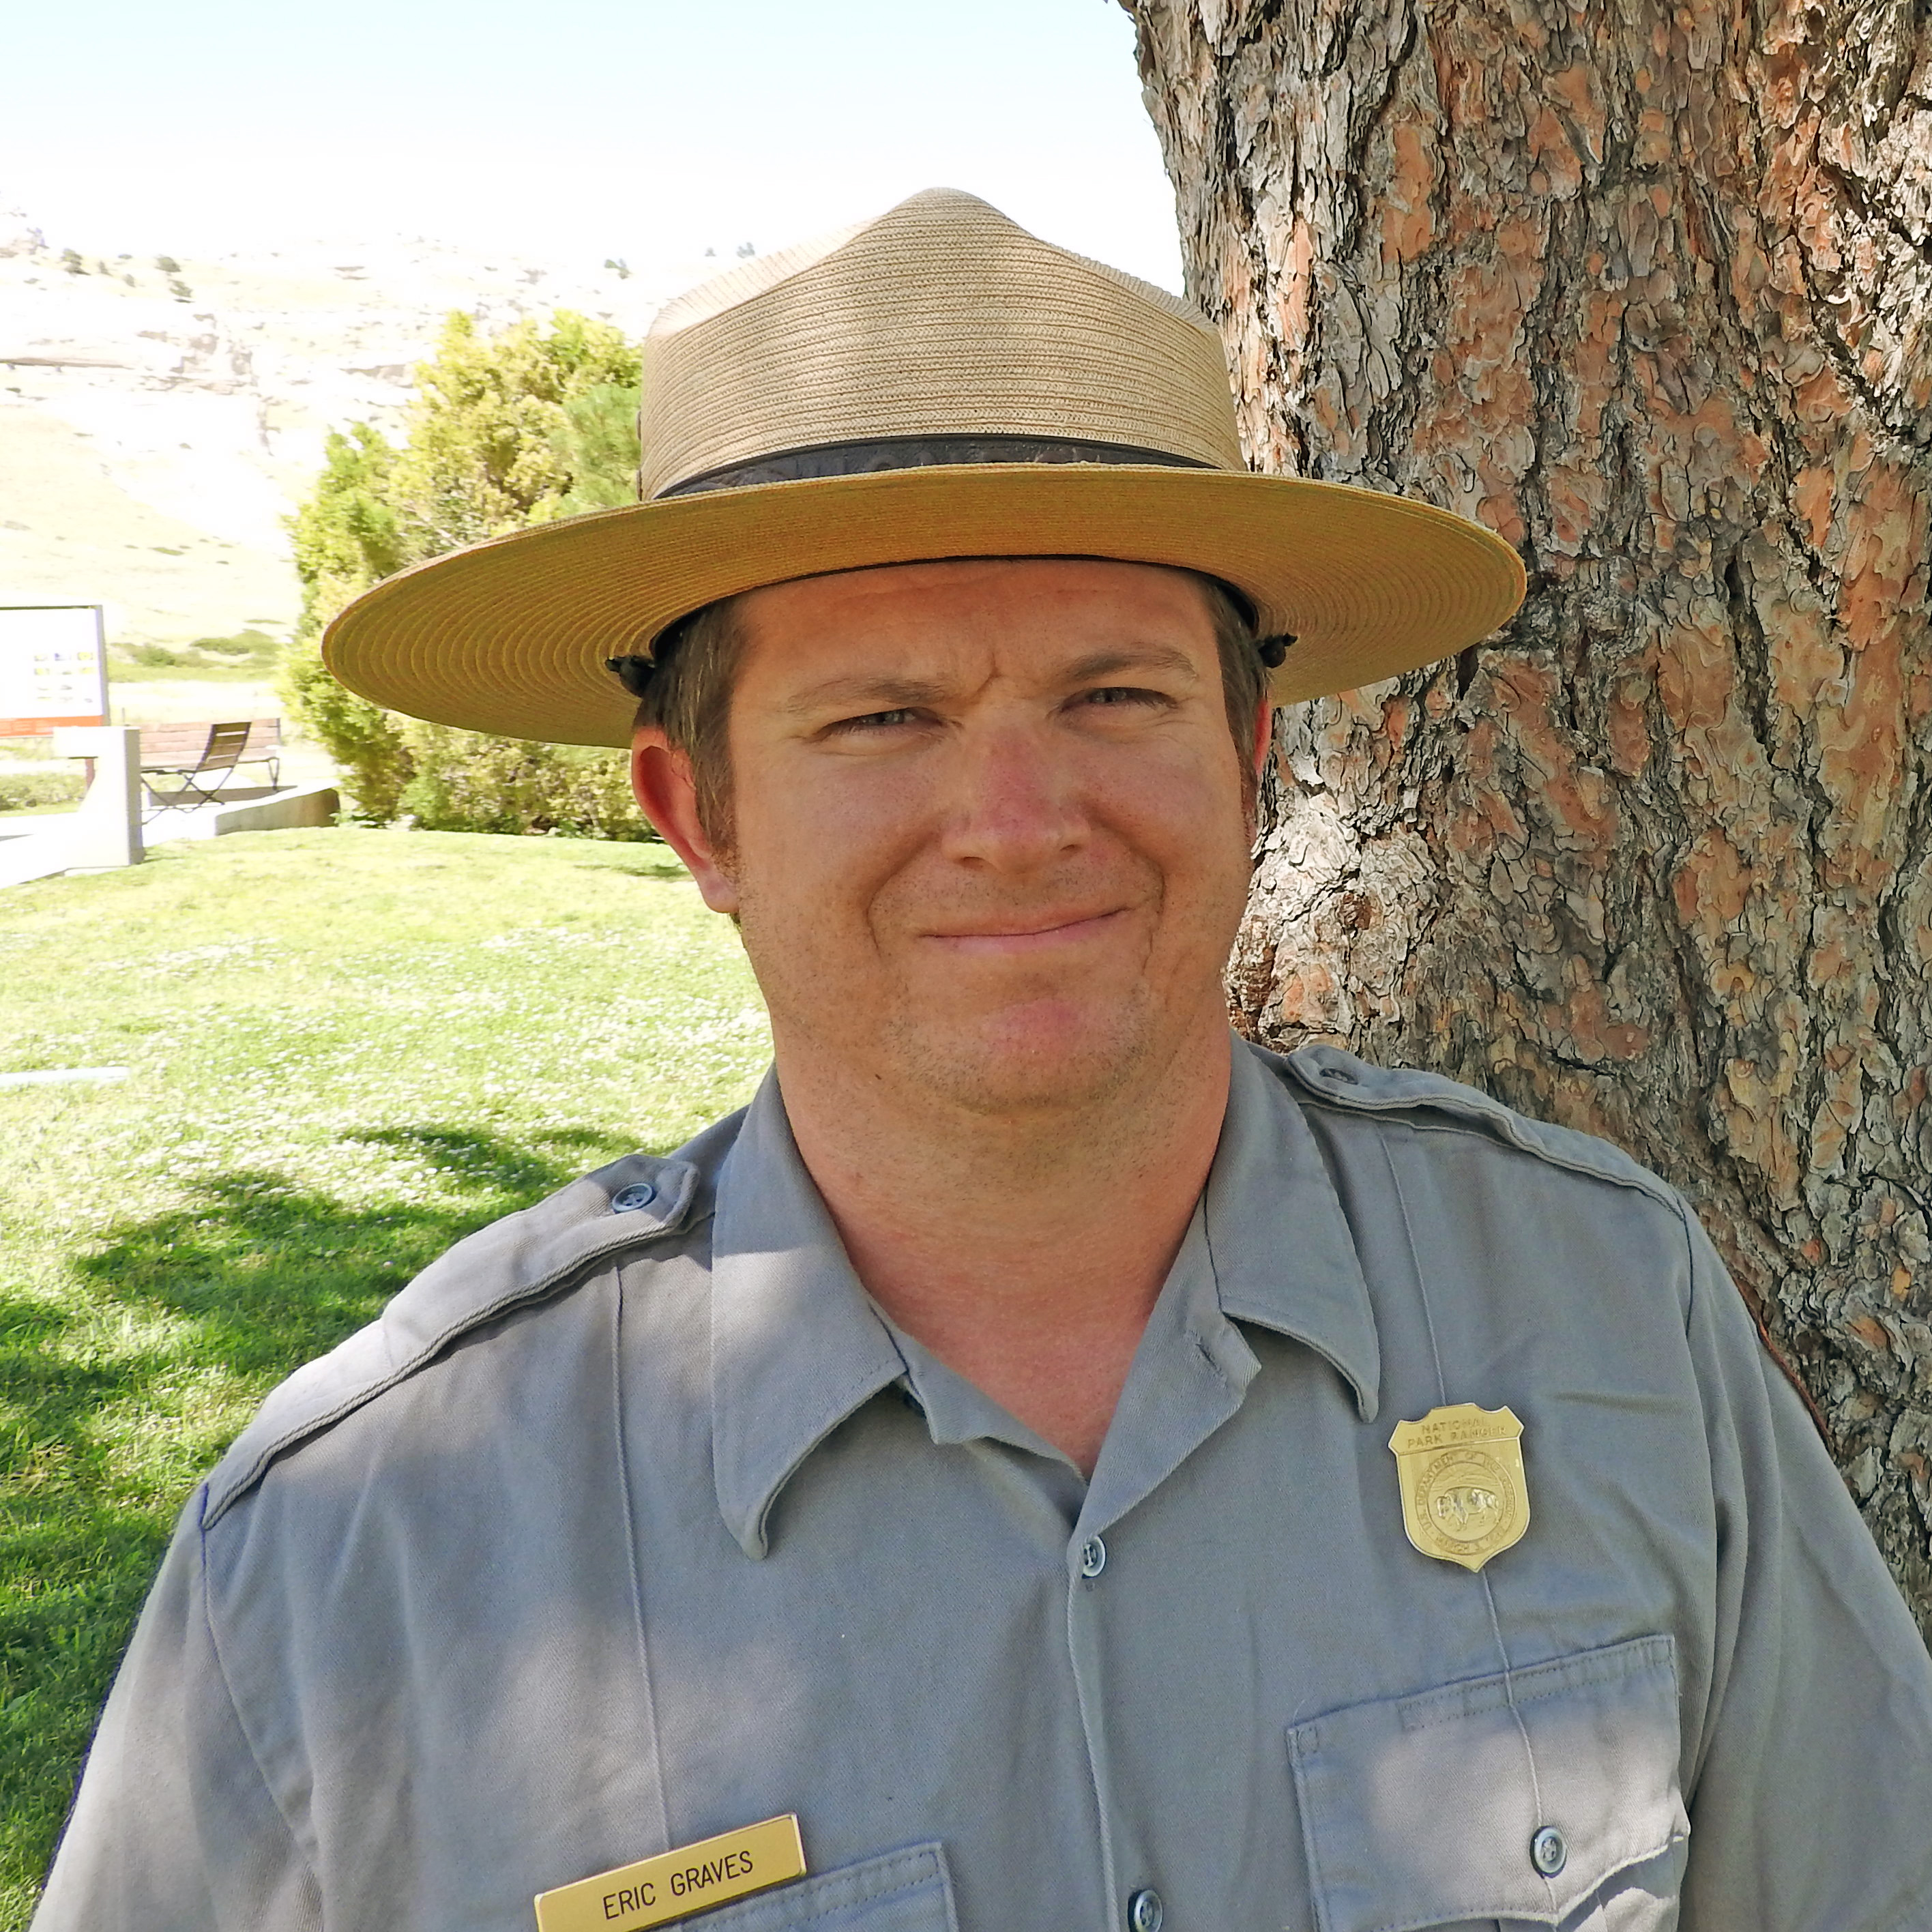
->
[922,908,1130,954]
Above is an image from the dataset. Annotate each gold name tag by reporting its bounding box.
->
[534,1815,806,1932]
[1388,1402,1530,1571]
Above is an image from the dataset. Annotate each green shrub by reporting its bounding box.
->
[130,643,184,667]
[542,382,642,516]
[278,632,413,821]
[280,313,649,839]
[396,722,652,840]
[0,768,85,813]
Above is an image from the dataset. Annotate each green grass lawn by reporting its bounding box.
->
[0,828,770,1927]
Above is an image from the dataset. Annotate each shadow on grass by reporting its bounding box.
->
[72,1124,632,1372]
[0,1120,635,1923]
[574,853,686,879]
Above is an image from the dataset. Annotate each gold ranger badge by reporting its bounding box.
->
[1388,1403,1530,1571]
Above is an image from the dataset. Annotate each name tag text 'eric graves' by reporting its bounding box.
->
[534,1815,806,1932]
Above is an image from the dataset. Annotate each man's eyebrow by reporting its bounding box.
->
[782,644,1206,716]
[1057,645,1204,686]
[780,673,953,717]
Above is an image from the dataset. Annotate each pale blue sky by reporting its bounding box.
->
[2,0,1185,289]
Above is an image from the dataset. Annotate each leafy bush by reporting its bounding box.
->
[279,632,415,822]
[0,767,86,813]
[396,724,649,840]
[545,383,641,514]
[130,644,184,667]
[382,309,641,554]
[282,314,647,834]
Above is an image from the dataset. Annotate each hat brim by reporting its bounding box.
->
[323,465,1526,748]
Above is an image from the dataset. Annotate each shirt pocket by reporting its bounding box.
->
[672,1842,956,1932]
[1287,1633,1689,1932]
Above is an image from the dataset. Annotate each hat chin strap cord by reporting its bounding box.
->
[606,656,661,698]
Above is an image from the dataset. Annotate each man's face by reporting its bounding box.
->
[643,557,1268,1118]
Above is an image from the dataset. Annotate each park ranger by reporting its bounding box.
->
[35,190,1932,1932]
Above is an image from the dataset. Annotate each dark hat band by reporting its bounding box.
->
[615,439,1275,697]
[657,435,1216,500]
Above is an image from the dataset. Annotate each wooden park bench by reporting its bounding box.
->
[138,719,283,815]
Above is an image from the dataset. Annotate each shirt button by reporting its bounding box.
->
[1079,1535,1108,1579]
[610,1182,657,1213]
[1531,1825,1568,1876]
[1127,1887,1164,1932]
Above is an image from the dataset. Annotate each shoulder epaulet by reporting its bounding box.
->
[201,1136,721,1526]
[1278,1040,1681,1211]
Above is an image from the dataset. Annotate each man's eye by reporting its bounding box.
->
[1079,686,1165,709]
[830,707,920,733]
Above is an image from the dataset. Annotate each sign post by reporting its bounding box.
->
[0,608,141,883]
[0,605,110,734]
[50,727,144,869]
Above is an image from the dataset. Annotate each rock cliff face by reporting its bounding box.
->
[0,207,671,649]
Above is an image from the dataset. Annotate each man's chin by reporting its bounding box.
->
[888,1003,1156,1117]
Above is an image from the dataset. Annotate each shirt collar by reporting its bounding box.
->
[1208,1038,1381,1420]
[707,1037,1381,1558]
[877,1311,1072,1465]
[1065,1040,1381,1543]
[709,1070,909,1558]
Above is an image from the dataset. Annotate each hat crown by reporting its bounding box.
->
[636,188,1245,501]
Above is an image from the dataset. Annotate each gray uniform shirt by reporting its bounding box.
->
[34,1040,1932,1932]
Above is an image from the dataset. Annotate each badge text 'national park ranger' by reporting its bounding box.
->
[1388,1403,1530,1572]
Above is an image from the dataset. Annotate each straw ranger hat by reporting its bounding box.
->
[324,189,1525,746]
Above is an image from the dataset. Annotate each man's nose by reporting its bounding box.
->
[935,720,1089,871]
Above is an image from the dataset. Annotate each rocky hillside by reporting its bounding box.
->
[0,206,686,653]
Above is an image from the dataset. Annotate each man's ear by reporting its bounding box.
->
[1251,697,1274,778]
[630,728,740,916]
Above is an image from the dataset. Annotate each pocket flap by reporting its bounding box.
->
[1288,1635,1688,1932]
[679,1842,956,1931]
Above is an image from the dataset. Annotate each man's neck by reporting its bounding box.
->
[774,1025,1235,1477]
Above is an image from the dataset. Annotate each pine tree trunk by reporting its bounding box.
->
[1125,0,1932,1635]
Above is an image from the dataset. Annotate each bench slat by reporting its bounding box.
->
[136,719,281,770]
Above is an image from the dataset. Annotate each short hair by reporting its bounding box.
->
[634,596,751,853]
[634,568,1270,851]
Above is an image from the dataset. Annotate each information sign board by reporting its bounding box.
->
[0,606,110,734]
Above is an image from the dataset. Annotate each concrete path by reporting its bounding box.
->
[0,782,339,888]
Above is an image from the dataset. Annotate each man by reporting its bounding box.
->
[37,190,1932,1932]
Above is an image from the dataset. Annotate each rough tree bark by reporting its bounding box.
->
[1126,0,1932,1633]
